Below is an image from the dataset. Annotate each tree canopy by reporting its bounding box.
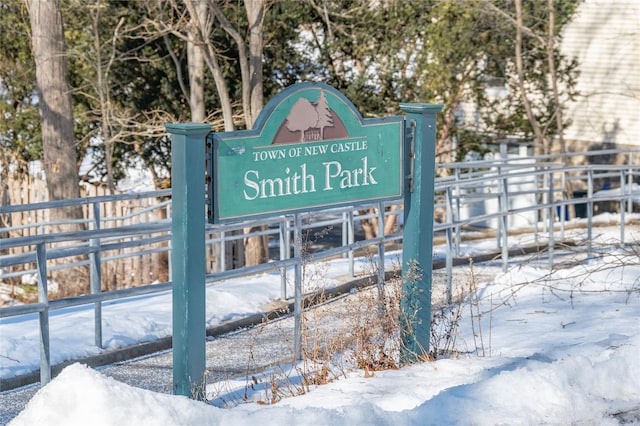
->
[0,0,581,188]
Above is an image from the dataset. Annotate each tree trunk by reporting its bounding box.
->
[245,0,264,128]
[242,0,268,265]
[190,0,268,267]
[186,0,228,272]
[514,0,547,156]
[89,2,118,194]
[28,0,87,297]
[187,0,207,123]
[546,0,564,156]
[28,0,83,223]
[359,207,399,240]
[184,0,235,131]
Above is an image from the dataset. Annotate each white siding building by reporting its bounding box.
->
[561,0,640,148]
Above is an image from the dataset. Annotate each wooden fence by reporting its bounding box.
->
[1,176,170,300]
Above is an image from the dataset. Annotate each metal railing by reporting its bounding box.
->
[1,147,638,386]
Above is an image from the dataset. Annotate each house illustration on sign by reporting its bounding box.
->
[272,90,349,144]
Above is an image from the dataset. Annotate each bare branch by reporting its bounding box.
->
[182,0,235,130]
[477,0,546,45]
[209,0,252,126]
[162,34,190,103]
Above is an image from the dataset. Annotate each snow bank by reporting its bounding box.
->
[10,329,639,426]
[6,230,640,425]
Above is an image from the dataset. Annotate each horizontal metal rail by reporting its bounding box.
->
[1,147,638,387]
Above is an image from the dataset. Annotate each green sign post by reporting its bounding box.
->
[399,103,443,363]
[165,123,210,399]
[166,83,441,399]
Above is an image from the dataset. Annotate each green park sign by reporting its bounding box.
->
[165,83,441,399]
[208,83,404,223]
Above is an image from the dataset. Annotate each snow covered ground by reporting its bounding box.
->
[2,220,640,425]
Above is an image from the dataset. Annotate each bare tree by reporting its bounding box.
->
[208,0,265,129]
[546,0,575,216]
[208,0,268,265]
[86,0,126,193]
[547,0,566,157]
[149,0,235,130]
[149,0,269,265]
[514,0,548,156]
[243,0,268,266]
[499,0,577,216]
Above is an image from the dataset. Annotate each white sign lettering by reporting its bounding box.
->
[243,156,378,200]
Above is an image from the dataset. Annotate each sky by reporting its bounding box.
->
[2,219,640,425]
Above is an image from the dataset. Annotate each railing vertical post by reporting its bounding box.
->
[496,165,503,252]
[548,168,555,269]
[90,202,103,348]
[454,167,462,257]
[560,169,566,240]
[165,123,210,400]
[341,212,348,258]
[293,213,303,360]
[36,242,51,385]
[587,168,594,256]
[376,201,385,294]
[279,220,287,299]
[399,102,442,363]
[628,152,634,215]
[533,173,540,245]
[445,186,454,304]
[500,175,509,272]
[285,216,292,260]
[219,231,226,272]
[620,169,626,248]
[347,210,354,277]
[542,173,549,234]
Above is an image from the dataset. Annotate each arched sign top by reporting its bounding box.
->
[208,82,404,223]
[252,82,368,144]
